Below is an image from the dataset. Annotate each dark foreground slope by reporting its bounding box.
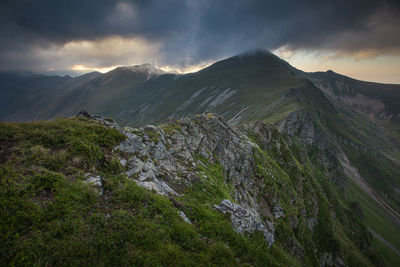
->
[0,113,383,266]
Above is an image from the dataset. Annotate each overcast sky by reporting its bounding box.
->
[1,0,399,83]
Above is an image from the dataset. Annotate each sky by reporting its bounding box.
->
[0,0,399,83]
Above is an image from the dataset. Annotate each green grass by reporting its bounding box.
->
[0,115,388,266]
[0,117,300,266]
[346,181,400,249]
[345,180,400,266]
[372,238,400,267]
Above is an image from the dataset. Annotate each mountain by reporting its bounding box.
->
[0,71,102,121]
[1,51,400,265]
[299,70,400,122]
[0,51,308,125]
[0,113,385,266]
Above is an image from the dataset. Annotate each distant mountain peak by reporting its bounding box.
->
[120,63,166,77]
[237,49,273,57]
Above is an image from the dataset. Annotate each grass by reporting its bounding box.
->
[0,115,389,266]
[372,238,400,267]
[0,117,300,266]
[346,180,400,250]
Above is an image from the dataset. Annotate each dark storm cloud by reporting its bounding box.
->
[0,0,399,70]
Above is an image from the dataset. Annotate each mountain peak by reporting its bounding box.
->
[122,63,166,77]
[237,49,273,58]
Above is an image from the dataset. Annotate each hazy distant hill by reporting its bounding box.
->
[0,71,101,121]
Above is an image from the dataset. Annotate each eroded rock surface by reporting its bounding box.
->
[113,113,280,246]
[214,199,274,247]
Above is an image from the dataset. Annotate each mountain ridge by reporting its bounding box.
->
[0,111,386,266]
[1,51,400,265]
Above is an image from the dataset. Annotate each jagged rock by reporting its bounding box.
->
[214,199,275,247]
[278,110,315,145]
[150,142,169,160]
[178,211,192,224]
[136,178,179,196]
[109,112,364,263]
[84,174,103,195]
[77,110,118,128]
[115,133,145,154]
[125,158,145,177]
[77,110,101,120]
[273,205,285,219]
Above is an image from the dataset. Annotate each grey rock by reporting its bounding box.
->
[84,174,103,195]
[214,199,274,247]
[151,142,169,160]
[77,110,118,128]
[144,125,157,131]
[178,211,192,224]
[119,159,127,167]
[278,110,315,145]
[273,205,285,219]
[125,158,145,177]
[115,133,144,154]
[136,178,179,196]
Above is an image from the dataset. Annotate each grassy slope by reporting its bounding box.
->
[0,118,299,266]
[0,117,381,266]
[346,180,400,266]
[103,52,301,126]
[4,52,301,127]
[320,110,400,266]
[264,78,400,265]
[306,70,400,121]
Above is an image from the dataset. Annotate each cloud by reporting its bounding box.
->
[0,35,162,72]
[0,0,399,72]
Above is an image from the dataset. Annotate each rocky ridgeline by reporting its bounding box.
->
[113,112,278,247]
[77,110,358,265]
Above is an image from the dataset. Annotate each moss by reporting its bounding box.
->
[162,123,182,136]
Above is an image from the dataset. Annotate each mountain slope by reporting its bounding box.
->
[0,113,383,266]
[301,70,400,122]
[0,71,101,121]
[0,51,305,125]
[1,51,399,265]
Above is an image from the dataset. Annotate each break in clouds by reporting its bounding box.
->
[0,0,399,72]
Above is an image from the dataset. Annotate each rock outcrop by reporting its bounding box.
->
[214,199,275,247]
[78,111,381,266]
[113,113,277,245]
